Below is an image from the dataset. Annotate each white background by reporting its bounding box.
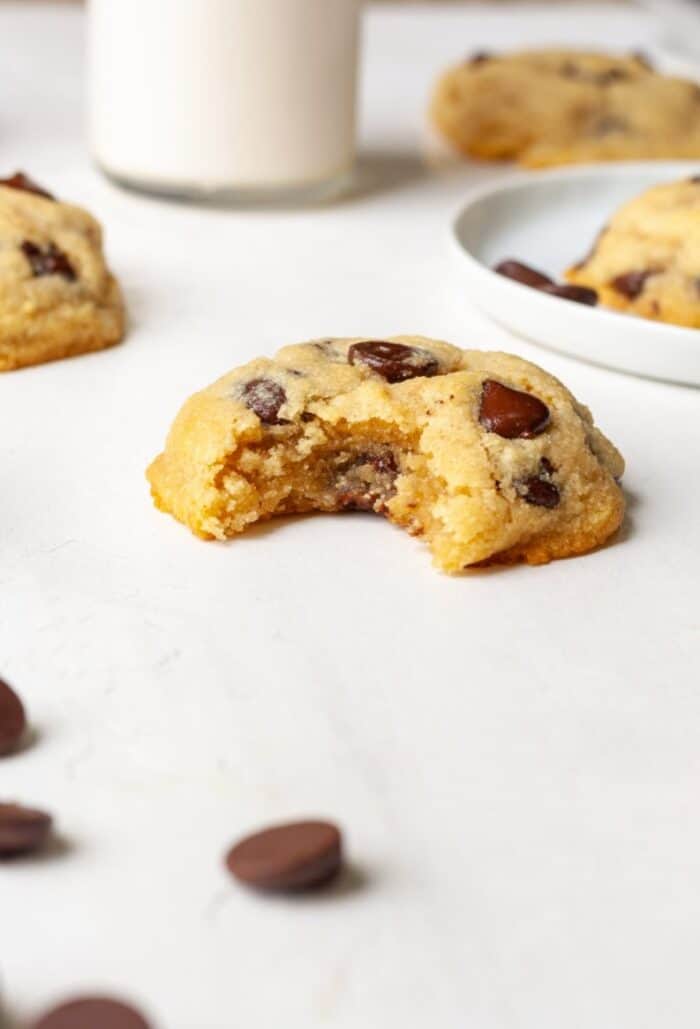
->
[1,4,699,1028]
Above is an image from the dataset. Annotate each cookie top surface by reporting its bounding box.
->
[0,177,110,304]
[567,177,700,327]
[431,49,700,168]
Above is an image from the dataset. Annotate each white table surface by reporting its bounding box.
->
[1,4,699,1028]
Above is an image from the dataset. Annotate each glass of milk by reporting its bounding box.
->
[87,0,362,203]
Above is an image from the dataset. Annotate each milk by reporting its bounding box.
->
[87,0,362,199]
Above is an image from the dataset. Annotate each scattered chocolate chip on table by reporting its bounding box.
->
[226,820,344,892]
[0,802,52,858]
[33,996,152,1029]
[0,677,26,756]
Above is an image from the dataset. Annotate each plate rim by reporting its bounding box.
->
[450,160,700,358]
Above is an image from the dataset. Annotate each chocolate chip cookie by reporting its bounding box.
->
[147,337,624,573]
[566,176,700,327]
[431,49,700,168]
[0,172,125,370]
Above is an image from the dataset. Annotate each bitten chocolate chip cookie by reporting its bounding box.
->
[566,177,700,327]
[147,337,624,573]
[0,172,125,370]
[431,50,700,168]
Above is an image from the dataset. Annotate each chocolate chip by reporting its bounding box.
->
[0,803,52,857]
[0,678,26,757]
[468,51,492,65]
[33,997,152,1029]
[596,68,629,86]
[494,260,554,290]
[335,448,399,512]
[226,820,343,892]
[348,341,439,384]
[541,283,598,306]
[242,378,288,425]
[0,171,54,199]
[516,458,560,509]
[560,61,581,79]
[690,175,700,184]
[518,476,560,509]
[479,379,550,440]
[21,240,76,281]
[611,269,657,299]
[495,260,596,304]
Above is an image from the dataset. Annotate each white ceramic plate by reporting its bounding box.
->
[452,162,700,386]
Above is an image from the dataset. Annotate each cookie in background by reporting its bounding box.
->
[431,49,700,168]
[0,172,125,371]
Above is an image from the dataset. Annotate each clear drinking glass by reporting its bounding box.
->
[87,0,362,204]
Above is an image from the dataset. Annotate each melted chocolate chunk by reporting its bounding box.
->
[348,341,439,384]
[479,379,550,440]
[21,240,76,281]
[494,259,554,290]
[0,171,54,199]
[335,448,399,512]
[541,283,598,306]
[611,269,657,299]
[516,458,561,509]
[226,820,343,892]
[242,378,288,425]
